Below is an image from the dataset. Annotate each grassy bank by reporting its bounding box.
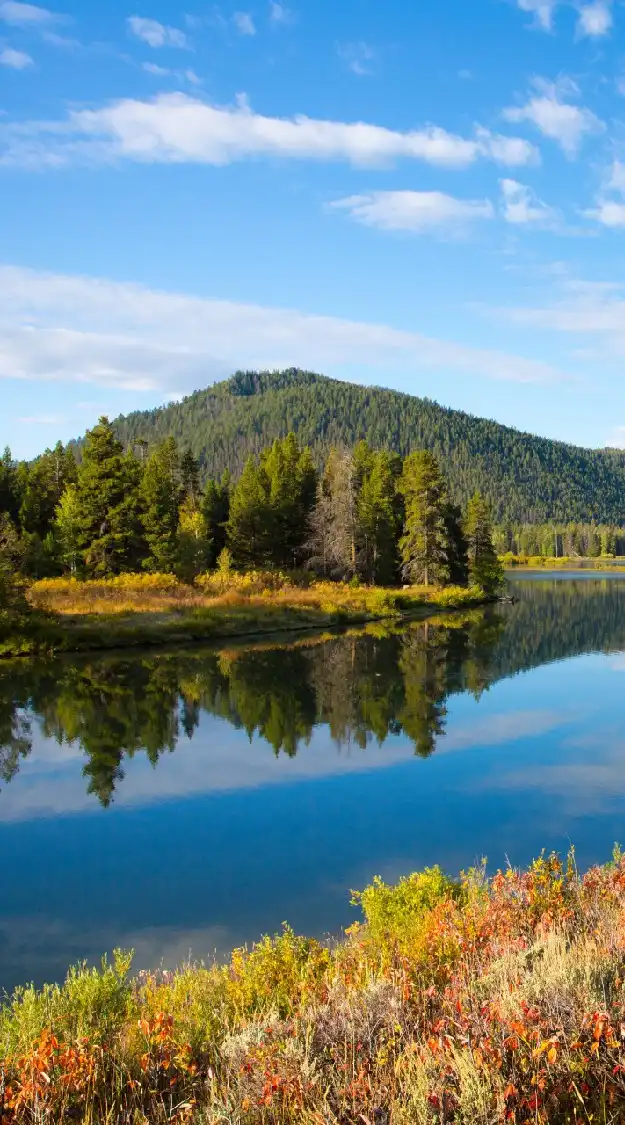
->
[4,851,625,1123]
[502,553,625,570]
[0,573,489,659]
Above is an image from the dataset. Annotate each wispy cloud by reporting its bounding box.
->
[269,1,294,25]
[0,264,567,393]
[516,0,558,31]
[576,0,612,37]
[0,93,538,170]
[492,276,625,362]
[0,1,58,25]
[503,77,603,157]
[337,41,376,77]
[332,190,494,233]
[585,159,625,227]
[233,11,256,35]
[127,16,188,49]
[500,178,560,226]
[0,45,33,67]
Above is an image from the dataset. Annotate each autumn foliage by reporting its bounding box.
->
[6,851,625,1122]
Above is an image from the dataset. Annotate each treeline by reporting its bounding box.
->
[0,419,504,594]
[106,368,625,524]
[494,522,625,558]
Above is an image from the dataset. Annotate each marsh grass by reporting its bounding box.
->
[5,852,625,1123]
[1,574,488,659]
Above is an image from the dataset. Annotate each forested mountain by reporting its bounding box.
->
[106,369,625,524]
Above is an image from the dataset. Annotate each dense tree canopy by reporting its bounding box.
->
[103,369,625,525]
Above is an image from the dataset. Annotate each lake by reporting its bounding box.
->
[3,573,625,993]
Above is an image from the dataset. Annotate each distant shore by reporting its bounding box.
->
[502,553,625,570]
[0,575,492,660]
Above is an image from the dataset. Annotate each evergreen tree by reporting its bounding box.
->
[443,502,469,586]
[180,449,201,507]
[357,449,400,585]
[261,433,317,568]
[140,437,181,573]
[226,456,273,568]
[399,452,450,586]
[74,417,143,575]
[464,491,504,594]
[54,484,82,575]
[202,471,230,568]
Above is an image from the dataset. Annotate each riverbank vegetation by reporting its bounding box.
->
[0,420,503,656]
[4,850,625,1123]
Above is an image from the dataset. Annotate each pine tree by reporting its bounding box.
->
[261,434,317,568]
[74,417,142,575]
[358,450,400,585]
[180,449,201,507]
[140,437,181,573]
[399,452,450,586]
[203,471,230,568]
[226,456,272,568]
[54,484,82,575]
[464,491,504,594]
[443,502,469,587]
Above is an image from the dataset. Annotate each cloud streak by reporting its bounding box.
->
[332,190,494,232]
[0,1,57,24]
[0,45,33,67]
[0,92,539,170]
[504,78,603,156]
[0,264,567,395]
[127,16,188,49]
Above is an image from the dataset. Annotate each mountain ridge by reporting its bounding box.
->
[102,368,625,524]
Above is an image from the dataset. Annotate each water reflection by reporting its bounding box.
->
[4,576,625,991]
[1,611,506,808]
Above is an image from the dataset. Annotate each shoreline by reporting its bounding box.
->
[0,585,493,661]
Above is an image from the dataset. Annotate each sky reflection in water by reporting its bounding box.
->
[2,575,625,990]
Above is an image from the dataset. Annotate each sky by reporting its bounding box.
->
[3,0,625,457]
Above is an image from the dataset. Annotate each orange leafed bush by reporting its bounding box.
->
[5,851,625,1122]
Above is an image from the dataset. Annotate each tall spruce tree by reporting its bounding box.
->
[54,484,82,576]
[357,449,400,585]
[464,491,504,594]
[75,417,142,575]
[226,456,273,568]
[261,433,317,568]
[399,452,450,586]
[202,471,230,568]
[443,502,469,586]
[180,449,201,507]
[140,437,181,573]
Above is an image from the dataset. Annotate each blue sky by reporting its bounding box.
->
[2,0,625,457]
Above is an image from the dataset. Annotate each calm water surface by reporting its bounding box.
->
[3,574,625,991]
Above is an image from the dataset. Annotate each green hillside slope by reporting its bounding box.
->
[107,369,625,523]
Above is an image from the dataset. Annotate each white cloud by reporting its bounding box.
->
[517,0,558,30]
[332,190,494,232]
[0,45,32,67]
[577,0,612,37]
[269,1,293,23]
[338,41,376,77]
[142,61,171,76]
[0,1,56,24]
[503,77,603,157]
[585,200,625,227]
[233,11,256,35]
[0,92,539,170]
[127,16,188,49]
[500,178,559,225]
[0,264,567,394]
